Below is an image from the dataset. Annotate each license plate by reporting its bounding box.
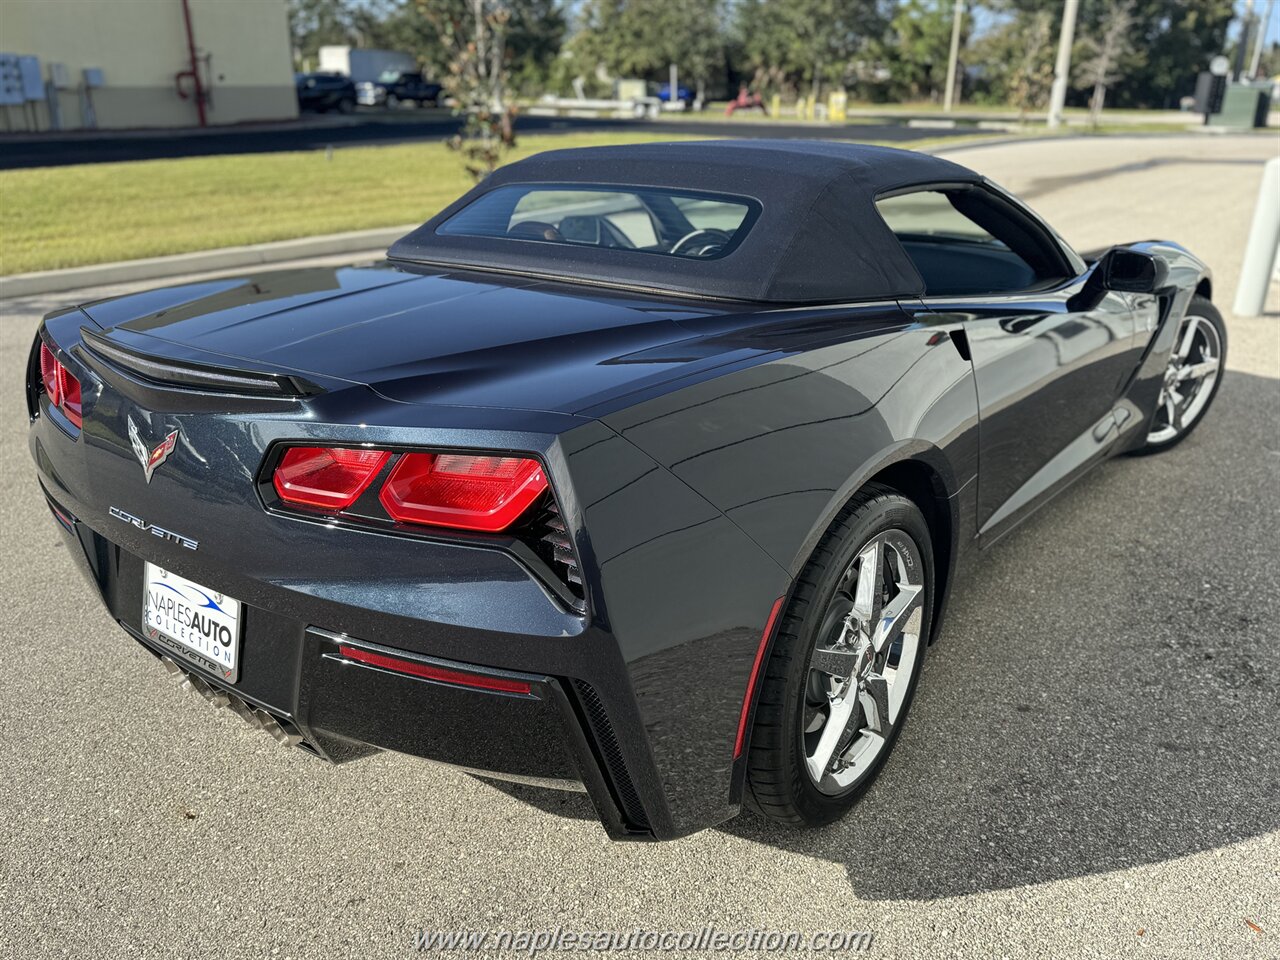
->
[142,563,242,683]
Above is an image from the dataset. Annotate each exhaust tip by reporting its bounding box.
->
[161,656,303,749]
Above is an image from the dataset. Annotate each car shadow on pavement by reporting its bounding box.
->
[494,371,1279,899]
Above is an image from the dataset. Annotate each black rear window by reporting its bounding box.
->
[436,184,758,260]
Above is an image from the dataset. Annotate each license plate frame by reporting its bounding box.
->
[141,562,242,683]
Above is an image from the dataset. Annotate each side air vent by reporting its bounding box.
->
[571,679,650,831]
[79,327,321,398]
[534,501,584,599]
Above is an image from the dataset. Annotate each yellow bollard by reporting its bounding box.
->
[828,90,847,122]
[770,93,780,119]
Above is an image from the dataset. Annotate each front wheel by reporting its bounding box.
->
[1137,295,1226,454]
[745,484,934,827]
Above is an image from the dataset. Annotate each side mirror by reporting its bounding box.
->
[1100,248,1167,294]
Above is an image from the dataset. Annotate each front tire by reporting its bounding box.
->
[1136,295,1226,454]
[745,484,934,827]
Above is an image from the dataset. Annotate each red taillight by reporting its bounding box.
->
[39,341,83,429]
[273,446,391,510]
[337,644,532,695]
[270,446,551,533]
[380,453,548,532]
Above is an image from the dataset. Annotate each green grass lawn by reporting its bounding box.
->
[3,128,1001,275]
[1,132,710,276]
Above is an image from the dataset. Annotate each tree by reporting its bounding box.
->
[735,0,888,102]
[1008,8,1056,114]
[877,0,969,103]
[420,0,517,181]
[1075,0,1135,126]
[1096,0,1232,109]
[351,0,442,63]
[969,3,1057,113]
[1245,41,1280,81]
[504,0,567,93]
[288,0,358,69]
[289,0,564,93]
[571,0,725,96]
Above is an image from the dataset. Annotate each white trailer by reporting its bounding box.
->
[317,47,416,85]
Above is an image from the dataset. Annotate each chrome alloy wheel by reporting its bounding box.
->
[1148,314,1222,445]
[803,529,926,795]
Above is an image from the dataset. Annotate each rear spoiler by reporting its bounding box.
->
[79,326,323,398]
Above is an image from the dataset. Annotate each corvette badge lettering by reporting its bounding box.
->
[109,506,198,550]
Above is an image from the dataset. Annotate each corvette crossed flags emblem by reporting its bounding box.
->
[128,417,179,484]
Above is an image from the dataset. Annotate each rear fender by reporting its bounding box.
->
[1111,241,1212,452]
[588,318,981,831]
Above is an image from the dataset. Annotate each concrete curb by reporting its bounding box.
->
[0,225,416,299]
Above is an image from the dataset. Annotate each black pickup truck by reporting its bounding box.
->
[356,70,442,108]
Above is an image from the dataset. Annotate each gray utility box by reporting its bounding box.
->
[1207,84,1270,129]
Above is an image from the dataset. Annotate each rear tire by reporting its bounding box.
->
[745,484,934,827]
[1133,295,1226,455]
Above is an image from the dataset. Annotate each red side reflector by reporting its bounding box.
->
[40,342,83,428]
[380,453,548,532]
[733,595,786,760]
[273,446,390,510]
[337,644,532,695]
[49,502,76,531]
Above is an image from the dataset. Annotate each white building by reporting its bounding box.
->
[0,0,298,131]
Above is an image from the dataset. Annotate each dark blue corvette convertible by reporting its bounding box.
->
[28,141,1224,839]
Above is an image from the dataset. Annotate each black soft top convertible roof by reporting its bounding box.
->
[388,140,984,304]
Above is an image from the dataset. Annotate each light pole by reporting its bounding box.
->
[1249,0,1270,81]
[1234,0,1254,81]
[943,0,964,113]
[1047,0,1080,129]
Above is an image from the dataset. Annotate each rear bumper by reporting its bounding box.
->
[44,495,660,839]
[28,305,796,842]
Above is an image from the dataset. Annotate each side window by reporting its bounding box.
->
[876,189,1067,297]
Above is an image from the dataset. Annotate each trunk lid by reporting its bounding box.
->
[79,263,753,414]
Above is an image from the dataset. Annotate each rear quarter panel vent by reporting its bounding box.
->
[532,501,584,601]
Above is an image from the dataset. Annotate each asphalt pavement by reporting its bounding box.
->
[0,111,975,169]
[0,135,1276,959]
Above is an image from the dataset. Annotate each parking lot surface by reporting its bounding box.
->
[1,135,1276,959]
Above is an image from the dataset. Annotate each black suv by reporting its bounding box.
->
[357,70,443,108]
[295,73,357,113]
